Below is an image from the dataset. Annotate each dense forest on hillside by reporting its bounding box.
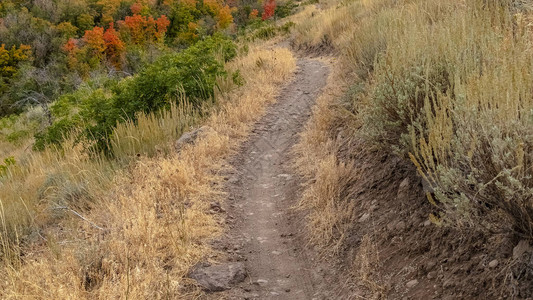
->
[0,0,291,151]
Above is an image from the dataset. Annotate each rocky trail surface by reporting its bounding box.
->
[191,57,344,299]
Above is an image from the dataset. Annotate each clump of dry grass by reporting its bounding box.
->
[293,0,533,296]
[295,0,533,236]
[293,58,360,254]
[110,100,201,158]
[354,234,385,299]
[0,46,296,298]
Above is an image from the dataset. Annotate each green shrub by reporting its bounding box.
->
[0,156,15,177]
[35,35,237,151]
[342,0,533,235]
[279,21,295,34]
[364,60,451,151]
[250,21,294,41]
[252,24,278,40]
[275,0,298,18]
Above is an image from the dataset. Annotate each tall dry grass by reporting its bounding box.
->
[294,0,533,236]
[292,55,360,253]
[110,100,201,158]
[292,0,533,296]
[0,45,296,298]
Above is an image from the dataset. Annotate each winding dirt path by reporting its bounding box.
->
[216,58,333,299]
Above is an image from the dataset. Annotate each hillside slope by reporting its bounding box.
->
[291,0,533,298]
[2,0,533,299]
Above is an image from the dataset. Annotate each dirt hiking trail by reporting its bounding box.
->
[209,57,339,299]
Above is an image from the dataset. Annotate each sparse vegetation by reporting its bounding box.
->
[0,0,300,296]
[295,0,533,245]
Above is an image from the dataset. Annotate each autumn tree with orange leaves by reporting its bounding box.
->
[103,24,125,68]
[262,0,276,20]
[122,14,170,44]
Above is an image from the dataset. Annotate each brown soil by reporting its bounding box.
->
[203,57,348,299]
[317,133,533,299]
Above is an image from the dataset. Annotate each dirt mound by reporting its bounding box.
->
[331,137,533,299]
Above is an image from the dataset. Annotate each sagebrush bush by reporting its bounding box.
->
[294,0,533,235]
[361,0,533,235]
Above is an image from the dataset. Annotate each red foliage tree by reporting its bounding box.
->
[124,14,170,44]
[62,38,80,69]
[124,14,145,44]
[249,9,259,20]
[62,38,78,53]
[262,0,276,20]
[103,23,125,68]
[155,15,171,41]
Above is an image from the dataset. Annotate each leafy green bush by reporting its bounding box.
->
[251,21,295,41]
[0,156,15,177]
[275,0,298,18]
[279,21,295,34]
[364,60,450,151]
[35,35,237,151]
[253,25,278,40]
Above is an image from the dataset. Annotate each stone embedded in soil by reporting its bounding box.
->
[406,279,419,288]
[395,221,406,230]
[426,260,437,270]
[228,176,240,184]
[443,279,454,288]
[513,240,532,259]
[387,222,396,231]
[427,271,437,279]
[278,173,293,180]
[399,177,410,189]
[255,279,268,285]
[210,201,225,213]
[397,178,411,199]
[359,213,370,222]
[174,126,209,151]
[488,259,499,268]
[189,262,246,292]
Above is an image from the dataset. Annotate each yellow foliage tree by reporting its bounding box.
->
[0,44,32,78]
[216,4,234,29]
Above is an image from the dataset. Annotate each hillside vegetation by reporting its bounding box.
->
[3,0,533,298]
[0,0,298,297]
[296,0,533,247]
[292,0,533,297]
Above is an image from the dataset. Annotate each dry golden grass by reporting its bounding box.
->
[293,0,533,297]
[0,45,296,299]
[353,234,385,299]
[295,0,533,236]
[110,100,201,158]
[292,58,360,254]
